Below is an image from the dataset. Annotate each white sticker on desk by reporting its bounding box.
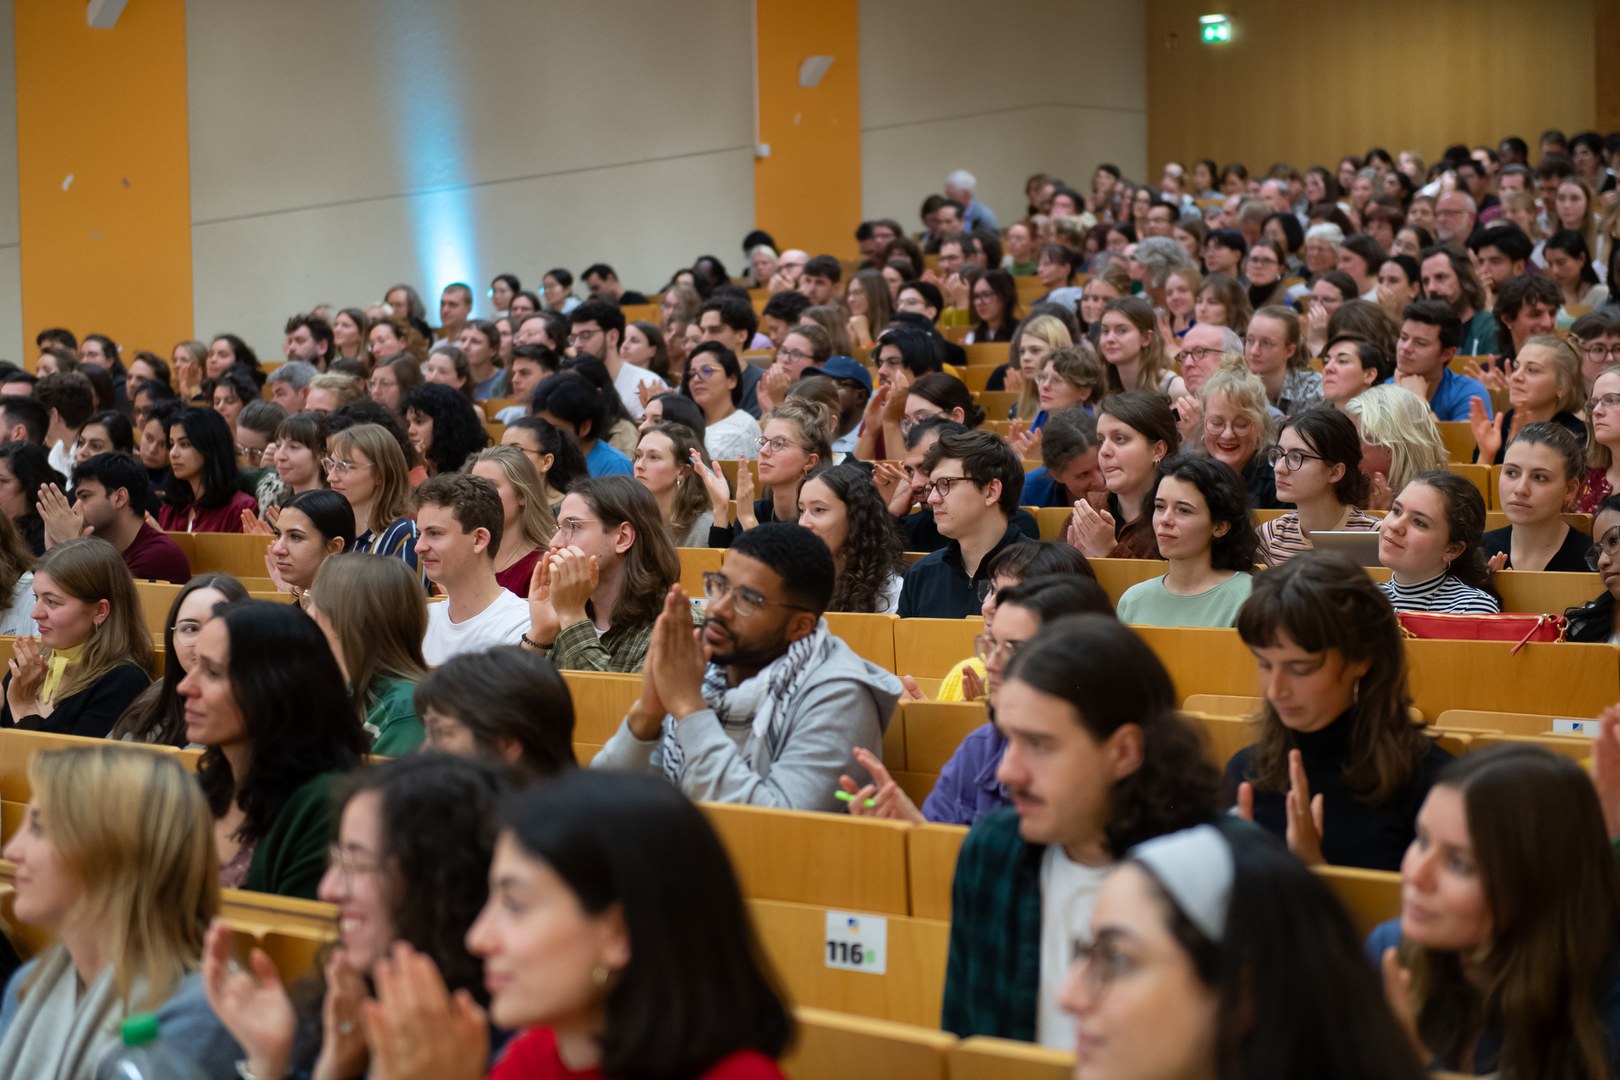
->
[824,911,888,974]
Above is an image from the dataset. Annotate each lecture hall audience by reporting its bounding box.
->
[4,123,1620,1078]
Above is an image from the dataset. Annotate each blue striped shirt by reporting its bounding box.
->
[354,516,425,585]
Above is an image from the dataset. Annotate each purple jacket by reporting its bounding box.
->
[920,722,1011,825]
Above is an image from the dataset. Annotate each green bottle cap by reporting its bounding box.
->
[121,1013,160,1047]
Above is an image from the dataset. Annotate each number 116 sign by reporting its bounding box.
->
[824,911,888,974]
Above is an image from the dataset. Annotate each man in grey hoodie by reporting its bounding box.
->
[593,522,902,811]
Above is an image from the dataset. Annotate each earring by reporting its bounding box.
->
[1352,678,1361,706]
[592,964,613,987]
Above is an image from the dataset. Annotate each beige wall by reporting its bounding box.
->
[0,0,22,363]
[185,0,756,353]
[860,0,1146,231]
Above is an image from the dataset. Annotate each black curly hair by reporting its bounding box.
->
[804,464,908,614]
[1155,454,1261,573]
[402,382,490,476]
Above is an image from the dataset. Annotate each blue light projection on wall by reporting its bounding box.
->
[388,6,477,304]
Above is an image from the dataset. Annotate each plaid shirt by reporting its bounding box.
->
[942,807,1045,1041]
[549,616,656,674]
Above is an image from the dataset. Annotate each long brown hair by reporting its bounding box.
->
[1404,746,1620,1080]
[0,510,33,600]
[568,476,679,630]
[637,422,711,539]
[327,423,414,526]
[308,554,428,712]
[32,538,152,699]
[1235,550,1431,803]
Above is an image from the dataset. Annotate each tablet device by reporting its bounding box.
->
[1309,529,1382,567]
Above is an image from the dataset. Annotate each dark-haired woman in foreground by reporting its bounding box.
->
[1228,550,1450,871]
[355,770,795,1080]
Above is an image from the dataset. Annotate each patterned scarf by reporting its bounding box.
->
[661,620,834,783]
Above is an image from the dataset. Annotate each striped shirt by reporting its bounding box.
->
[354,516,425,585]
[1378,573,1501,614]
[1258,508,1380,566]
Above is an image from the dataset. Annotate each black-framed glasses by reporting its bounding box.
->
[1587,527,1620,572]
[702,572,812,618]
[922,475,973,499]
[1265,446,1324,471]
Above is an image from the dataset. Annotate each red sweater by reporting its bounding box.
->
[489,1029,784,1080]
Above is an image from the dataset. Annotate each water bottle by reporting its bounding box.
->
[102,1013,210,1080]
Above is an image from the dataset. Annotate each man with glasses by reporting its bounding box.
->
[568,299,658,421]
[1433,191,1477,245]
[594,521,901,811]
[898,430,1027,618]
[417,473,532,665]
[39,452,189,583]
[767,248,809,294]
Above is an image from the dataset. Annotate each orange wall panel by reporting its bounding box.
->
[15,0,193,363]
[753,0,861,260]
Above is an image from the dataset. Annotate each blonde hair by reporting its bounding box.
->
[326,423,414,525]
[308,554,427,713]
[1518,334,1585,414]
[1014,314,1073,421]
[308,373,365,409]
[1345,384,1448,492]
[467,445,556,550]
[24,745,217,1011]
[762,401,834,473]
[32,538,152,699]
[1198,367,1277,451]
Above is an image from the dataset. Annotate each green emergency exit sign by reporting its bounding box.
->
[1200,14,1231,43]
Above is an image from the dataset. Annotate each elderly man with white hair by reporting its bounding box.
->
[945,169,999,233]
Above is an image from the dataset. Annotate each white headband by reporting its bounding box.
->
[1129,824,1234,944]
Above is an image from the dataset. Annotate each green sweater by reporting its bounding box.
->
[243,771,343,901]
[366,676,424,757]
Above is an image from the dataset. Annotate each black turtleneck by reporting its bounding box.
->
[1222,710,1450,872]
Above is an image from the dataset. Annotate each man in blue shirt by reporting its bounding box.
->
[1389,300,1491,422]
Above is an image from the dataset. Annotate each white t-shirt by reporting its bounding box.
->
[705,410,762,462]
[422,588,531,665]
[0,572,35,637]
[613,360,661,421]
[1035,845,1111,1050]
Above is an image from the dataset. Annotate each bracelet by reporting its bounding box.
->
[521,632,551,652]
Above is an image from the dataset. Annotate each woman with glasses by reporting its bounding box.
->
[204,754,504,1080]
[901,373,984,439]
[965,268,1021,344]
[1578,365,1620,512]
[368,355,423,416]
[1469,335,1586,465]
[1058,822,1428,1080]
[1572,310,1620,394]
[325,422,424,584]
[1034,344,1107,430]
[158,407,259,533]
[1245,239,1290,311]
[1116,454,1259,628]
[1483,423,1591,572]
[1567,494,1620,641]
[681,341,762,462]
[233,400,287,515]
[1258,406,1379,565]
[1191,367,1282,510]
[112,573,248,745]
[703,402,833,540]
[753,324,831,414]
[842,573,1110,825]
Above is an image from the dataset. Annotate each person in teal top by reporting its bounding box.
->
[308,553,429,758]
[181,601,367,900]
[1116,455,1260,628]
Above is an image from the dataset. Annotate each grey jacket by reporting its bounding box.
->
[593,636,901,811]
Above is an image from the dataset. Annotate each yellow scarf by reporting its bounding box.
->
[40,643,84,704]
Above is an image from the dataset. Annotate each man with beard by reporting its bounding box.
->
[594,523,901,811]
